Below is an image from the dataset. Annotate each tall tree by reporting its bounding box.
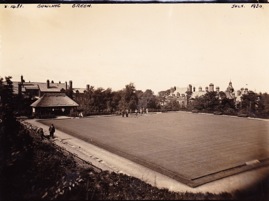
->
[119,83,138,111]
[0,76,16,125]
[191,91,220,112]
[92,87,105,113]
[158,89,170,107]
[103,88,113,113]
[258,93,269,117]
[139,89,158,109]
[240,91,259,114]
[0,76,20,170]
[111,90,122,112]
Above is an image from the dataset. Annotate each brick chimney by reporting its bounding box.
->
[20,75,24,84]
[187,84,192,93]
[69,80,73,91]
[47,79,50,88]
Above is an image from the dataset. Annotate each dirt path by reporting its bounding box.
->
[25,118,269,195]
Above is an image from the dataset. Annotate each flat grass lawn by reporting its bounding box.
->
[41,111,269,187]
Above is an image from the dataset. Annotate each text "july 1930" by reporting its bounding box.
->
[231,3,263,8]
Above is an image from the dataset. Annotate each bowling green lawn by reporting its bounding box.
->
[40,111,269,187]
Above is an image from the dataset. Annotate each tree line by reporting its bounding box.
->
[73,83,161,115]
[188,91,269,118]
[73,82,269,118]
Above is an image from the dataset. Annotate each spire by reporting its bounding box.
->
[226,80,234,93]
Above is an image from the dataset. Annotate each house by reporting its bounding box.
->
[172,86,190,108]
[13,76,71,98]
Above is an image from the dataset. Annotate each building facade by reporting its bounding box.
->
[164,81,248,109]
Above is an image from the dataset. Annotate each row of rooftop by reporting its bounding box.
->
[13,76,250,101]
[169,81,250,101]
[13,76,91,98]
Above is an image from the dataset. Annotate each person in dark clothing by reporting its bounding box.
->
[49,124,55,139]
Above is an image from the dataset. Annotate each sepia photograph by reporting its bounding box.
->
[1,3,269,200]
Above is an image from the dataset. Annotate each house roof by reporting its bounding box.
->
[38,83,67,92]
[31,93,79,108]
[12,81,41,94]
[12,80,69,94]
[25,85,39,90]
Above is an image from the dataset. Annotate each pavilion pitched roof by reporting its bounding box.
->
[31,93,79,108]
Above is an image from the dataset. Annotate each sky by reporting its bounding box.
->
[1,4,269,94]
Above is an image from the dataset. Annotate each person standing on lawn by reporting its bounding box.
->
[49,124,55,139]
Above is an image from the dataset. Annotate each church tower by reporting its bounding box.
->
[226,80,234,93]
[225,80,235,99]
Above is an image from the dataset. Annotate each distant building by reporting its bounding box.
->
[189,86,207,100]
[13,76,70,99]
[170,86,189,108]
[165,81,249,108]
